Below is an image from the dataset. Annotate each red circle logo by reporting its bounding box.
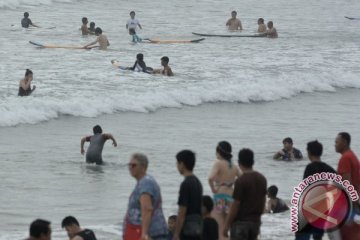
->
[301,182,350,230]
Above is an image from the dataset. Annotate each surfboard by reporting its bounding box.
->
[111,60,153,72]
[344,16,360,20]
[29,41,98,49]
[143,38,205,43]
[192,32,264,38]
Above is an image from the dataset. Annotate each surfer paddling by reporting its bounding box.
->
[18,69,36,96]
[21,12,39,28]
[153,56,174,76]
[226,11,243,31]
[83,27,110,50]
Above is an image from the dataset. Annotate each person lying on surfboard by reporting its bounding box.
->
[83,27,109,50]
[126,53,153,73]
[18,69,36,96]
[226,11,243,31]
[257,18,267,33]
[153,56,174,76]
[21,12,39,28]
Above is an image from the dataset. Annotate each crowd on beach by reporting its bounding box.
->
[25,129,360,240]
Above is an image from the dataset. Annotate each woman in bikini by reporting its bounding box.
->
[208,141,242,240]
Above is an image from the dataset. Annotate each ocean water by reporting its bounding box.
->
[1,0,360,239]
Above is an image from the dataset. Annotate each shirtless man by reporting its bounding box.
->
[153,56,174,76]
[18,69,36,96]
[257,18,267,33]
[266,21,278,38]
[83,27,110,50]
[21,12,39,28]
[81,17,90,35]
[226,11,242,31]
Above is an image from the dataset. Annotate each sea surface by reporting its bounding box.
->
[0,0,360,239]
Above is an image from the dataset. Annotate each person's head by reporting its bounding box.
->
[130,11,135,18]
[167,215,177,232]
[161,56,169,66]
[128,153,148,179]
[307,140,323,160]
[258,18,264,24]
[282,137,293,150]
[238,148,254,170]
[216,141,232,162]
[202,195,214,216]
[335,132,351,153]
[82,17,88,25]
[137,53,144,61]
[267,21,274,29]
[25,69,33,80]
[95,27,102,35]
[61,216,81,238]
[90,22,95,29]
[24,12,29,18]
[231,11,237,18]
[267,185,278,199]
[176,150,196,174]
[92,125,102,134]
[29,219,51,240]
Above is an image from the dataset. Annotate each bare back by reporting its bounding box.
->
[209,159,241,195]
[97,35,109,50]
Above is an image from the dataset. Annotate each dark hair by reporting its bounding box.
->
[216,141,232,161]
[130,11,135,15]
[232,10,237,15]
[82,17,88,24]
[61,216,79,228]
[338,132,351,146]
[176,150,196,171]
[95,27,102,34]
[25,69,33,76]
[307,140,323,157]
[258,18,264,24]
[161,56,169,64]
[29,219,51,238]
[168,215,177,221]
[267,185,278,198]
[202,195,214,213]
[93,125,102,134]
[137,53,144,61]
[282,137,293,144]
[238,148,254,168]
[90,22,95,28]
[24,12,29,18]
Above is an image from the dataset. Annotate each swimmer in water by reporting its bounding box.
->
[21,12,39,28]
[126,53,152,73]
[18,69,36,96]
[226,11,243,31]
[83,27,110,50]
[153,56,174,76]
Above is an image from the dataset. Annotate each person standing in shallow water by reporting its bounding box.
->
[18,69,36,96]
[80,125,117,165]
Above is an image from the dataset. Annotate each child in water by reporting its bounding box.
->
[126,53,152,73]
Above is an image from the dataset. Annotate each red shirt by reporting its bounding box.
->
[337,150,360,190]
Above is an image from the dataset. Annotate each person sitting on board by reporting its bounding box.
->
[264,185,289,213]
[273,137,303,161]
[88,22,96,34]
[80,17,90,35]
[21,12,39,28]
[226,11,243,31]
[18,69,36,96]
[126,53,152,73]
[265,21,278,38]
[80,125,117,165]
[129,28,142,43]
[126,11,142,38]
[83,27,110,50]
[257,18,267,33]
[153,56,174,76]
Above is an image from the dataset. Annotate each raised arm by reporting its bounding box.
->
[140,193,153,240]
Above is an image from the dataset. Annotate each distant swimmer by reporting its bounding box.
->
[83,27,110,50]
[273,137,303,161]
[18,69,36,96]
[126,53,152,73]
[88,22,96,34]
[153,56,174,76]
[265,185,289,213]
[80,17,90,35]
[266,21,278,38]
[80,125,117,165]
[62,216,97,240]
[226,11,243,31]
[126,11,142,41]
[257,18,267,33]
[21,12,39,28]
